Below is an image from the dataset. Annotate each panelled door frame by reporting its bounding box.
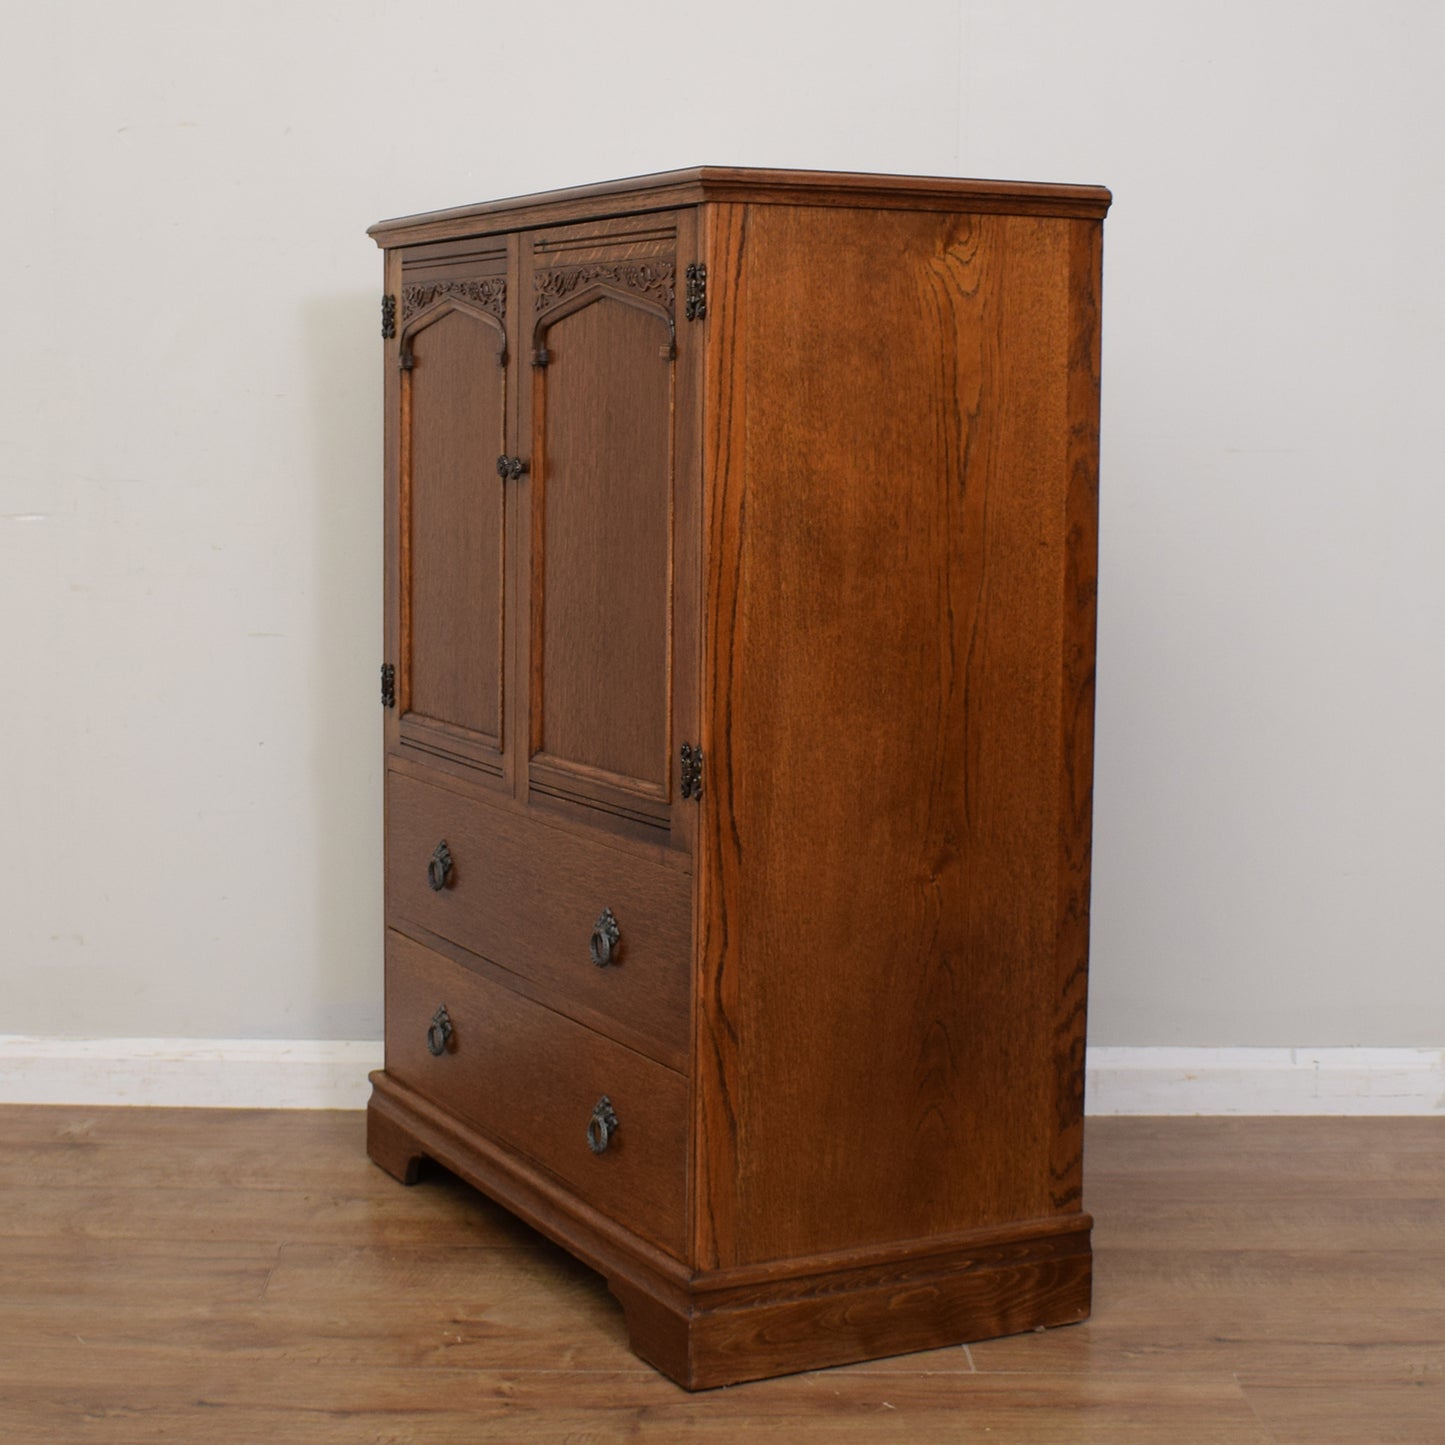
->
[384,211,700,860]
[517,209,701,859]
[386,236,516,789]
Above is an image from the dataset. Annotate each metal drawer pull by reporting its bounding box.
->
[586,1096,618,1155]
[427,840,453,891]
[589,908,621,968]
[426,1005,453,1056]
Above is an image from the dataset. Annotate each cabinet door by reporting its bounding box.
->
[392,253,511,777]
[521,215,699,849]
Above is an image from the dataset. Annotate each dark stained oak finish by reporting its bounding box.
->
[695,204,1097,1268]
[369,168,1111,1389]
[404,306,506,746]
[534,299,673,790]
[395,247,511,776]
[383,932,688,1258]
[516,212,698,839]
[385,770,692,1065]
[367,167,1114,247]
[613,1219,1092,1390]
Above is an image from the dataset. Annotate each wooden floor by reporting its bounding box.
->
[0,1110,1440,1443]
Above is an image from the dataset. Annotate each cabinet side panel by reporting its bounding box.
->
[698,204,1101,1268]
[695,202,750,1270]
[1050,218,1104,1212]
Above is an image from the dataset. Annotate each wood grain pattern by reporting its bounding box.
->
[1050,216,1104,1212]
[383,749,692,875]
[615,1220,1091,1389]
[374,171,1107,1387]
[368,167,1113,248]
[4,1110,1442,1441]
[385,768,692,1064]
[508,213,700,847]
[533,295,673,792]
[384,932,688,1257]
[382,245,403,759]
[697,203,1099,1268]
[402,300,508,756]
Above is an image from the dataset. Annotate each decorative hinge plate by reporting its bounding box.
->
[680,742,703,800]
[381,294,396,339]
[381,663,396,709]
[684,263,707,321]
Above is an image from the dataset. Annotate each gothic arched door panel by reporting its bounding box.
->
[521,221,699,850]
[397,289,509,775]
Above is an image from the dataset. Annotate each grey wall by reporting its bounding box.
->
[2,0,1441,1046]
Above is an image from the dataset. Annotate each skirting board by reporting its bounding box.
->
[0,1039,1441,1114]
[0,1037,384,1110]
[1087,1046,1445,1116]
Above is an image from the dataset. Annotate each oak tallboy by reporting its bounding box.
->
[366,167,1111,1389]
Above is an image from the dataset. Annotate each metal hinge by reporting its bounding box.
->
[679,742,703,800]
[381,294,396,339]
[381,663,396,709]
[684,263,707,321]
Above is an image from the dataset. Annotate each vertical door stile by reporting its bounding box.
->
[384,246,405,752]
[515,230,538,809]
[672,205,703,864]
[502,230,523,804]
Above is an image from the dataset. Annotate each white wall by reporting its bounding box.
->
[2,1,1441,1048]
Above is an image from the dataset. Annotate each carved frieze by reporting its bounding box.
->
[401,277,507,324]
[534,261,675,318]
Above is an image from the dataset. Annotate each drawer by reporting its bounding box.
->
[384,930,687,1257]
[386,769,690,1064]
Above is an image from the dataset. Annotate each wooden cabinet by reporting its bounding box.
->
[367,167,1111,1389]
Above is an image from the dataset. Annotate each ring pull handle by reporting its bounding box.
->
[589,908,621,968]
[426,1005,454,1057]
[427,840,453,892]
[586,1096,619,1155]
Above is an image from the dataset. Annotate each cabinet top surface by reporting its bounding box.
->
[368,165,1112,247]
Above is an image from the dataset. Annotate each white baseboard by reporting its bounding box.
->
[1,1039,1441,1114]
[0,1037,384,1110]
[1086,1046,1445,1116]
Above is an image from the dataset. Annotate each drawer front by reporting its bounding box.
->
[385,930,687,1257]
[387,770,691,1062]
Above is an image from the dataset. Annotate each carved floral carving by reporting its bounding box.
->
[402,278,507,323]
[534,261,675,318]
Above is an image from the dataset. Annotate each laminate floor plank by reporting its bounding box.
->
[0,1106,363,1156]
[0,1184,535,1248]
[970,1247,1445,1370]
[1,1105,1442,1442]
[1086,1115,1445,1160]
[1237,1375,1445,1445]
[0,1295,636,1375]
[0,1361,1273,1444]
[1090,1198,1445,1253]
